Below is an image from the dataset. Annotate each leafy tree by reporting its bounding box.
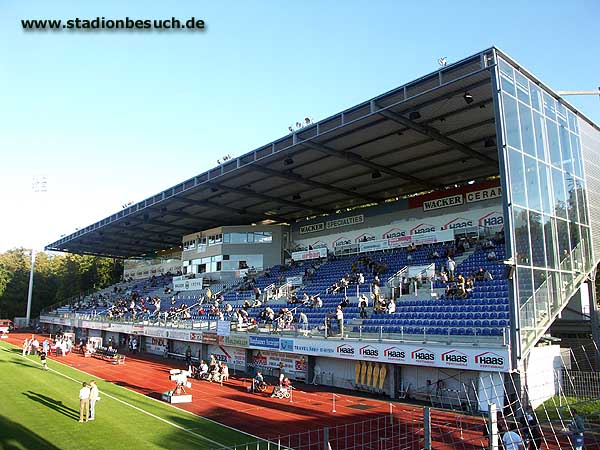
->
[0,248,123,320]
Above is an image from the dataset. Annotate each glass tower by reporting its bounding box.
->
[494,54,595,354]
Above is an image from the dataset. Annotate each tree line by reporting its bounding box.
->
[0,248,123,320]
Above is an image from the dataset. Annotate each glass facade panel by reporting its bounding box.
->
[559,125,573,174]
[556,219,571,269]
[551,168,567,218]
[529,211,546,267]
[508,148,527,207]
[514,207,531,265]
[556,103,568,128]
[524,155,541,212]
[519,103,536,156]
[565,173,579,224]
[546,120,561,168]
[543,92,556,120]
[503,93,521,149]
[538,163,552,215]
[530,83,542,112]
[499,59,516,96]
[495,55,591,353]
[543,215,557,268]
[532,111,547,161]
[570,133,584,179]
[515,71,530,104]
[576,182,589,225]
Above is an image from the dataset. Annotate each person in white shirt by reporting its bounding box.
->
[447,257,456,281]
[79,382,91,422]
[502,422,524,450]
[387,299,396,314]
[335,305,344,336]
[89,380,99,420]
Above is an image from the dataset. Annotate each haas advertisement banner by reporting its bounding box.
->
[294,205,504,251]
[286,337,510,372]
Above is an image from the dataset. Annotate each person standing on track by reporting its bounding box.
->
[89,380,99,421]
[185,346,193,370]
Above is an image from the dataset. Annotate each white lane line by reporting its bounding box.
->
[2,342,228,449]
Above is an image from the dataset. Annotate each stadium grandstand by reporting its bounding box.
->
[40,47,600,448]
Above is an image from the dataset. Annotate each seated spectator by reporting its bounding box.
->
[252,371,264,392]
[197,360,208,378]
[340,296,349,308]
[387,298,396,314]
[313,295,323,308]
[359,295,368,319]
[445,283,457,299]
[474,268,486,282]
[465,277,474,293]
[437,271,448,283]
[430,249,440,259]
[487,250,497,261]
[456,274,467,298]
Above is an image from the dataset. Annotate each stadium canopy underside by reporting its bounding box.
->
[46,49,501,258]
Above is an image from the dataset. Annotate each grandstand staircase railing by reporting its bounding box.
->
[386,266,408,298]
[520,241,588,357]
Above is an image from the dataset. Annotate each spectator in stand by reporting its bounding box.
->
[456,274,467,298]
[359,295,368,319]
[335,305,344,336]
[487,249,497,261]
[447,257,456,281]
[387,298,396,314]
[430,248,440,259]
[314,294,323,308]
[299,311,308,335]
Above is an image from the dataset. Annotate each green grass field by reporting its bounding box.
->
[0,340,255,450]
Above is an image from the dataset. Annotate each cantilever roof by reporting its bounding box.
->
[47,48,504,258]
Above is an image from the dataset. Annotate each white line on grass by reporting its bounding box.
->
[0,342,233,449]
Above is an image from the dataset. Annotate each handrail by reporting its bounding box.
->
[519,240,587,354]
[387,266,408,284]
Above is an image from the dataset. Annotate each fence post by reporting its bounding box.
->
[423,406,432,450]
[488,402,498,450]
[323,427,329,450]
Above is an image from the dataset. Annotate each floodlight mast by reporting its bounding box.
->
[26,175,48,325]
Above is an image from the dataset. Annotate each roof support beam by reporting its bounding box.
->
[299,140,442,190]
[252,165,381,204]
[208,182,330,215]
[376,108,496,164]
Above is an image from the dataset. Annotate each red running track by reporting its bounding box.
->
[7,333,582,450]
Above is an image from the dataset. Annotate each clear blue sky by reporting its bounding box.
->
[1,0,599,252]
